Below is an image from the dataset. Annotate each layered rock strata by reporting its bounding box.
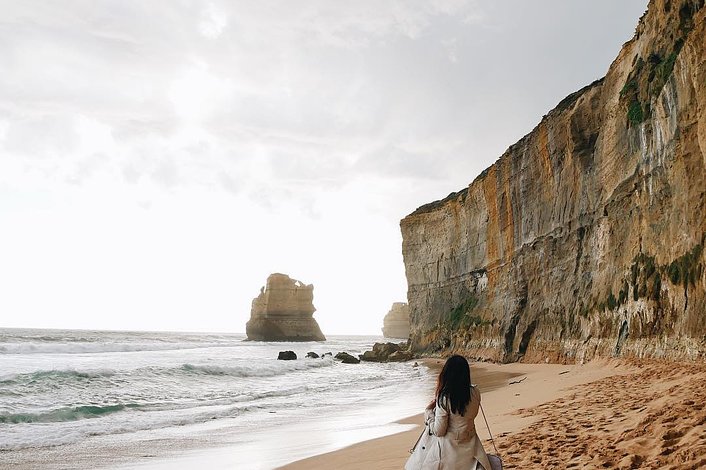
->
[401,0,706,362]
[381,302,411,338]
[245,273,325,341]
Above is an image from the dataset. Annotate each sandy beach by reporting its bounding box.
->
[279,358,706,470]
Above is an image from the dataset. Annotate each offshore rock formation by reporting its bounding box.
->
[401,0,706,363]
[381,302,411,338]
[245,273,325,342]
[277,351,297,360]
[334,352,360,364]
[360,342,412,362]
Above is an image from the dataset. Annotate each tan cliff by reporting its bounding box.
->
[381,302,410,339]
[401,0,706,363]
[245,273,326,342]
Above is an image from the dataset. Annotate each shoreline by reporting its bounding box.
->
[278,359,631,470]
[11,353,706,469]
[0,334,432,470]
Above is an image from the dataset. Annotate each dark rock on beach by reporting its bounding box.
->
[359,350,381,362]
[359,342,412,362]
[334,352,360,364]
[277,351,297,360]
[388,350,413,362]
[306,352,319,358]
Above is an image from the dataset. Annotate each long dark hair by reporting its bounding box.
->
[435,355,471,416]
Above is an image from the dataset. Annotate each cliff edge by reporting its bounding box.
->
[401,0,706,362]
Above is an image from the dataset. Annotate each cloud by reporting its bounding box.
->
[1,0,491,201]
[151,158,179,189]
[0,0,649,333]
[199,3,228,39]
[3,113,79,159]
[168,63,234,123]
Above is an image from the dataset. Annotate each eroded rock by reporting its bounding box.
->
[246,273,326,342]
[388,350,413,362]
[359,350,381,362]
[360,342,411,362]
[381,302,410,339]
[334,352,360,364]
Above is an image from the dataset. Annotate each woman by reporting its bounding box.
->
[407,355,492,470]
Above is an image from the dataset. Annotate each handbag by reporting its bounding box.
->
[479,402,503,470]
[405,409,442,470]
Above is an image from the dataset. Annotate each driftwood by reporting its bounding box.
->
[509,377,527,385]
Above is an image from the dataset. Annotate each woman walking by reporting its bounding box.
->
[406,355,492,470]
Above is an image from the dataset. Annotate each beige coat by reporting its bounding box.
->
[425,386,492,470]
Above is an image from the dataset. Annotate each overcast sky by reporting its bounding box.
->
[0,0,648,335]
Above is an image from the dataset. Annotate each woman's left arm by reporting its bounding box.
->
[430,398,449,436]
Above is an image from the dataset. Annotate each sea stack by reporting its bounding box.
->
[246,273,326,342]
[381,302,410,339]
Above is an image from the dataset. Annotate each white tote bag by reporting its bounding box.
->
[405,423,442,470]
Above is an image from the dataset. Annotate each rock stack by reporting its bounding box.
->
[245,273,325,342]
[381,302,410,339]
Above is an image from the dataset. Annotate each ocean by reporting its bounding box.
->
[0,329,435,469]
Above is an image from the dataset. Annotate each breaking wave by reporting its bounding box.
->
[180,357,334,378]
[0,404,138,424]
[0,341,240,355]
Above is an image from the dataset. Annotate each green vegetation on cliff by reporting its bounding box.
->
[620,0,701,127]
[447,294,489,328]
[667,242,704,288]
[593,237,704,314]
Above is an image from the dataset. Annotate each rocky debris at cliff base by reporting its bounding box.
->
[334,352,360,364]
[277,351,297,360]
[360,342,412,362]
[388,350,413,362]
[305,352,319,358]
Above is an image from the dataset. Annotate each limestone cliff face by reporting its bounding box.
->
[245,273,325,342]
[382,302,410,339]
[401,0,706,363]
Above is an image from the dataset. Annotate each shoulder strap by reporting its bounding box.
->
[409,426,426,454]
[479,401,500,456]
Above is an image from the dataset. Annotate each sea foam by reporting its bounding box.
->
[0,329,432,455]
